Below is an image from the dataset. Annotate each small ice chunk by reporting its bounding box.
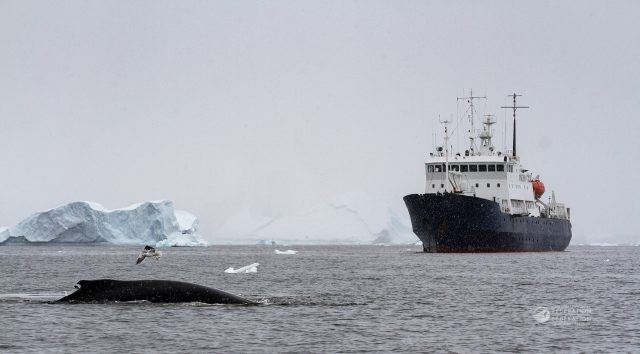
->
[274,249,297,255]
[224,263,259,273]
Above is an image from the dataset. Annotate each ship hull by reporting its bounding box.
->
[403,193,572,252]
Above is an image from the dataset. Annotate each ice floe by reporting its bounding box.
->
[274,249,297,255]
[224,263,259,273]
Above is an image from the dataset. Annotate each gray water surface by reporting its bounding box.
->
[1,245,638,353]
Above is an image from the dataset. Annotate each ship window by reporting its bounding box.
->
[497,164,504,172]
[507,164,513,173]
[434,165,442,172]
[475,183,479,188]
[470,165,478,172]
[497,183,501,188]
[487,183,490,188]
[432,184,435,188]
[427,165,434,173]
[441,184,444,188]
[488,164,496,172]
[450,164,459,172]
[460,165,468,172]
[479,164,487,172]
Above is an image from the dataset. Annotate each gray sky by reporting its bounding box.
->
[1,0,639,243]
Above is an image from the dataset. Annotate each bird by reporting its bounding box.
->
[136,245,161,264]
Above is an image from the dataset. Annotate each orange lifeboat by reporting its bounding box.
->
[532,179,545,199]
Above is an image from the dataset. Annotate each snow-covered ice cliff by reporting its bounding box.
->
[0,201,205,247]
[215,196,415,245]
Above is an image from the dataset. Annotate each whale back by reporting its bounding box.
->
[56,279,255,304]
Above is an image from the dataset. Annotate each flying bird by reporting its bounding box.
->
[136,245,161,264]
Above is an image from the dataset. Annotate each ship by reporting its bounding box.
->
[404,92,572,252]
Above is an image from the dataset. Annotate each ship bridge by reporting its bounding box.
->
[424,154,541,216]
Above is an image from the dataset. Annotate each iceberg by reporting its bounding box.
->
[0,227,9,243]
[174,209,199,235]
[224,263,259,273]
[1,201,206,247]
[215,206,274,243]
[214,196,416,245]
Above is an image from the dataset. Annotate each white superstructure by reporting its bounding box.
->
[425,92,569,220]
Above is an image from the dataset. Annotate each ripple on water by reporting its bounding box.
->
[0,244,638,352]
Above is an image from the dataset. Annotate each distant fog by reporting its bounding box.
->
[1,1,639,245]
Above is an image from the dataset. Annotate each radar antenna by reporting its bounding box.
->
[478,114,496,155]
[500,93,529,157]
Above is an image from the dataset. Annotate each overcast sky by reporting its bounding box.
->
[1,0,638,243]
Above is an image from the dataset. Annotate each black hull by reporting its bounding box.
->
[403,193,572,252]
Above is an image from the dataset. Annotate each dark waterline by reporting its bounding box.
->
[1,245,638,352]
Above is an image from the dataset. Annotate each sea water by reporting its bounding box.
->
[0,245,638,352]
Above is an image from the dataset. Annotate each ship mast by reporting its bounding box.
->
[457,89,486,155]
[440,119,451,192]
[501,93,529,157]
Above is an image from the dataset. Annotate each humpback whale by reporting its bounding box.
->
[55,279,255,305]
